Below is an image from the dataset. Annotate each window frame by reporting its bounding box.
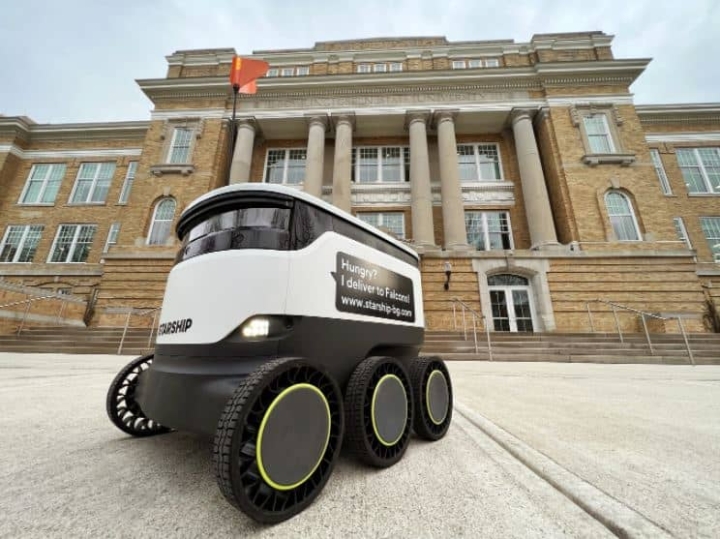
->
[605,190,641,242]
[47,224,98,264]
[357,64,371,73]
[68,162,116,205]
[676,148,720,195]
[167,127,194,164]
[296,66,310,76]
[583,114,616,154]
[18,163,66,205]
[673,217,692,249]
[356,212,406,240]
[352,146,410,184]
[266,68,279,77]
[456,143,504,182]
[104,222,121,253]
[650,149,672,195]
[280,67,294,77]
[464,211,514,251]
[118,161,137,204]
[263,148,308,185]
[389,62,403,72]
[373,63,387,73]
[700,217,720,262]
[452,60,466,69]
[147,198,177,246]
[0,225,44,263]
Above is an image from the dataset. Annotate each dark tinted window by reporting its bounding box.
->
[176,206,290,262]
[292,202,334,250]
[332,216,417,267]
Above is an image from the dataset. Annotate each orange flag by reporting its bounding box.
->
[230,56,269,92]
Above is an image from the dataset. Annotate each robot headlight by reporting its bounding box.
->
[239,316,293,340]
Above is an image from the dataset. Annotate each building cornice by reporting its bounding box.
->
[138,59,649,105]
[636,103,720,125]
[0,118,149,143]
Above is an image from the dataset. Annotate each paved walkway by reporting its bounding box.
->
[0,354,718,537]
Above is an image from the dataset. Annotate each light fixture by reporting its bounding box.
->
[241,317,270,338]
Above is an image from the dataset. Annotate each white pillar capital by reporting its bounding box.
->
[331,112,355,130]
[510,107,538,126]
[404,109,431,129]
[432,109,459,128]
[305,114,330,130]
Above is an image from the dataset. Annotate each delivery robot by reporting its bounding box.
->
[106,183,453,523]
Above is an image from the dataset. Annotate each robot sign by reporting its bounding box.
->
[332,252,415,322]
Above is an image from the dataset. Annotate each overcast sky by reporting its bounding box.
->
[1,0,718,124]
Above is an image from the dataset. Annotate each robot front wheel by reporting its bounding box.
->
[106,354,171,437]
[213,358,344,524]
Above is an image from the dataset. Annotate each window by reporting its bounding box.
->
[700,217,720,261]
[453,59,498,69]
[104,222,121,253]
[650,150,672,195]
[352,147,410,183]
[673,217,691,249]
[583,115,615,154]
[266,68,279,77]
[148,198,177,245]
[357,212,405,239]
[57,288,71,295]
[676,148,720,194]
[0,225,43,263]
[118,162,137,204]
[280,67,294,77]
[19,164,66,205]
[605,191,640,241]
[465,211,513,251]
[168,127,193,164]
[264,149,307,184]
[48,225,97,263]
[457,144,502,181]
[357,64,371,73]
[389,62,403,72]
[69,162,116,204]
[297,66,310,76]
[373,63,387,72]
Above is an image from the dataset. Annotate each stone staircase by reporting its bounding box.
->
[0,326,719,364]
[420,331,720,364]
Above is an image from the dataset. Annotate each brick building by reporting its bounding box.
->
[1,32,719,333]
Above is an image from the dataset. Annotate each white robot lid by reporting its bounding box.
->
[180,183,419,261]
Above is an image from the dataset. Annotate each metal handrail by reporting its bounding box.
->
[586,298,694,366]
[117,306,162,355]
[450,298,492,361]
[0,294,69,335]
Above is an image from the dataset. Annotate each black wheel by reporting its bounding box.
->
[106,354,170,437]
[344,356,414,468]
[410,357,453,441]
[213,358,344,524]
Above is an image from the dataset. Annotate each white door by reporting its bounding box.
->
[488,275,535,332]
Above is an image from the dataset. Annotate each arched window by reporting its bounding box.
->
[605,191,640,241]
[148,198,176,245]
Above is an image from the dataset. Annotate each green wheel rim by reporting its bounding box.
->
[371,374,407,447]
[426,369,449,425]
[256,383,331,491]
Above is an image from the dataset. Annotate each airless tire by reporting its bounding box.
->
[410,356,453,441]
[213,358,344,524]
[106,354,170,437]
[344,356,414,468]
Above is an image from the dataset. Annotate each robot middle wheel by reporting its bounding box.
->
[344,356,414,468]
[106,354,171,437]
[213,358,344,524]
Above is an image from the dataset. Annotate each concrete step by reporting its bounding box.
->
[431,352,709,364]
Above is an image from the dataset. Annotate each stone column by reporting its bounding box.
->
[434,110,469,250]
[510,108,559,249]
[331,113,354,213]
[228,117,257,184]
[304,114,328,199]
[406,110,436,248]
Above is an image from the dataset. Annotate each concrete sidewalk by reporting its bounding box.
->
[0,354,718,537]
